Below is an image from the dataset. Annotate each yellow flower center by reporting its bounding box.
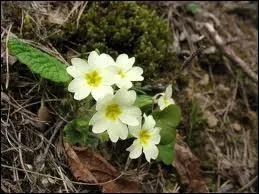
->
[117,69,126,78]
[139,129,151,145]
[105,104,122,120]
[85,70,102,87]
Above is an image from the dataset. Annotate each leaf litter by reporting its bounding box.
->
[64,142,141,193]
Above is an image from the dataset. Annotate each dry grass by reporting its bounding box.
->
[1,1,258,193]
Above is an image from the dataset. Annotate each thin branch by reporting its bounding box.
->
[204,23,258,83]
[180,46,206,70]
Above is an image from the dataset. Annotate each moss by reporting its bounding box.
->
[49,2,175,79]
[3,2,177,80]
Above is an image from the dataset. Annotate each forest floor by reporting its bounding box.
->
[1,1,258,193]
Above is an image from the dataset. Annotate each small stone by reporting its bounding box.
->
[203,46,216,54]
[207,116,218,128]
[204,111,218,128]
[194,93,210,110]
[231,122,241,131]
[217,84,230,92]
[25,164,33,170]
[199,74,209,86]
[185,87,193,96]
[41,178,49,187]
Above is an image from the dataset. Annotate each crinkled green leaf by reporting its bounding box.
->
[157,142,175,165]
[134,95,153,108]
[152,104,181,145]
[64,118,98,146]
[8,38,71,83]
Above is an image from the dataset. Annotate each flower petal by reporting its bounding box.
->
[100,68,117,85]
[96,94,114,111]
[128,116,142,138]
[107,121,128,142]
[142,114,156,130]
[116,121,129,140]
[157,96,167,110]
[168,98,175,105]
[87,51,99,65]
[126,67,144,81]
[68,78,91,100]
[89,112,104,125]
[116,54,135,71]
[119,107,141,126]
[143,143,159,162]
[92,119,109,134]
[116,79,133,89]
[74,88,91,100]
[66,66,83,78]
[91,86,114,101]
[99,53,116,67]
[165,84,172,98]
[67,78,85,92]
[126,139,143,159]
[150,127,161,144]
[115,89,136,106]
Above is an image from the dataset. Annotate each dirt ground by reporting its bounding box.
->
[1,1,258,193]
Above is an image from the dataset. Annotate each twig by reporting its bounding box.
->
[63,1,82,24]
[237,176,258,192]
[204,23,258,83]
[239,80,251,112]
[180,46,206,70]
[76,2,88,29]
[5,24,12,89]
[11,99,62,115]
[223,79,238,122]
[18,132,33,183]
[41,112,70,162]
[58,166,69,193]
[1,164,125,186]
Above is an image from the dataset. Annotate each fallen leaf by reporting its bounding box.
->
[172,134,208,192]
[64,143,141,193]
[37,99,51,130]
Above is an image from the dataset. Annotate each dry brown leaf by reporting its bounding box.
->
[37,99,51,130]
[172,135,208,192]
[64,143,141,193]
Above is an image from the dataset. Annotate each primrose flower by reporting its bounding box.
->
[89,88,142,142]
[66,51,116,101]
[126,114,161,162]
[108,54,144,89]
[154,84,175,110]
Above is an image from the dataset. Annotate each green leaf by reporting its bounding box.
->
[97,132,110,142]
[64,118,98,146]
[157,142,175,165]
[186,3,201,14]
[152,104,181,145]
[134,95,153,108]
[8,38,71,83]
